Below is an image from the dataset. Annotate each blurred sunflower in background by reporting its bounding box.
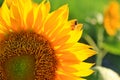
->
[0,0,95,80]
[104,1,120,36]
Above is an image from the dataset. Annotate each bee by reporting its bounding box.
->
[71,20,78,30]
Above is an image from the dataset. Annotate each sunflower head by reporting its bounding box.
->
[104,1,120,36]
[0,0,95,80]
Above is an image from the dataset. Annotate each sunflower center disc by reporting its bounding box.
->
[0,31,57,80]
[5,55,35,80]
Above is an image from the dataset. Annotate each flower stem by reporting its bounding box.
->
[96,50,106,66]
[84,26,107,66]
[84,34,99,52]
[96,27,107,66]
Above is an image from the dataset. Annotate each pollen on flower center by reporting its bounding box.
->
[0,31,57,80]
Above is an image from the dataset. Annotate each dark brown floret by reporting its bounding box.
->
[0,31,57,80]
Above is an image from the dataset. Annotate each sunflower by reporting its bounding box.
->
[0,0,95,80]
[104,1,120,36]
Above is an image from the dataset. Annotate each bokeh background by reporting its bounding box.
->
[1,0,120,80]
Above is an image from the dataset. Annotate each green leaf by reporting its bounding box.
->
[0,0,3,6]
[102,36,120,55]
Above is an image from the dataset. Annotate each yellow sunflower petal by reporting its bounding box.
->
[10,0,32,30]
[56,73,86,80]
[0,1,11,27]
[56,42,95,61]
[43,4,68,36]
[72,62,94,70]
[73,49,96,61]
[58,64,78,73]
[73,69,94,77]
[48,19,82,45]
[57,51,80,65]
[67,43,96,61]
[48,19,75,42]
[26,9,34,29]
[68,24,83,42]
[49,28,70,45]
[55,43,75,50]
[33,0,50,33]
[0,1,11,33]
[71,62,94,76]
[10,3,21,31]
[52,35,70,46]
[56,43,91,51]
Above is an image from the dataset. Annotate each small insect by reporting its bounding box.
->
[71,20,78,30]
